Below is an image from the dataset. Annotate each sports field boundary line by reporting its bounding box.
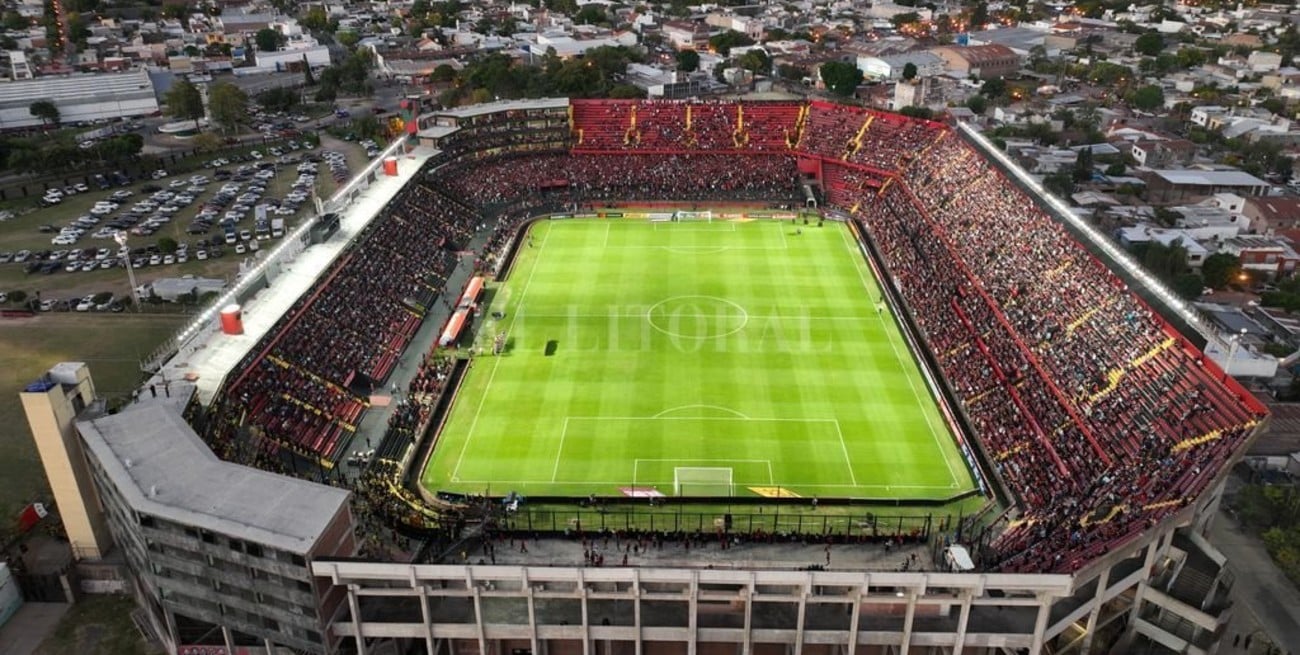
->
[518,313,874,321]
[837,225,963,489]
[450,221,551,482]
[652,404,751,419]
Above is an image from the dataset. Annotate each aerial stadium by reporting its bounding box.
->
[23,98,1267,655]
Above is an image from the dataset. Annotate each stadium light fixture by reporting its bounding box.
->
[956,122,1225,347]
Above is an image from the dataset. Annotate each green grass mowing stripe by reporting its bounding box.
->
[426,219,975,500]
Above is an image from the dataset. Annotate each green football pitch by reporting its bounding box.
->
[422,218,977,500]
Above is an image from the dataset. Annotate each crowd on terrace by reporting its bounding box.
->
[197,99,1263,576]
[207,183,479,467]
[840,129,1261,573]
[441,152,801,207]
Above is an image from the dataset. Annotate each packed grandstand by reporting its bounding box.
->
[198,98,1266,576]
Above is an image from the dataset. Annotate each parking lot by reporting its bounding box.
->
[0,136,366,311]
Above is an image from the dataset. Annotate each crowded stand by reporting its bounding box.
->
[843,128,1263,573]
[206,182,480,466]
[570,99,800,152]
[195,98,1263,575]
[441,152,801,208]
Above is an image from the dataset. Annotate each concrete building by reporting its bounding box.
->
[23,363,358,654]
[930,45,1021,79]
[857,52,945,81]
[1243,196,1300,235]
[661,20,710,51]
[1144,169,1271,203]
[19,363,113,560]
[0,69,159,130]
[1219,236,1300,278]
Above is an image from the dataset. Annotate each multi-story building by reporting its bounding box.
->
[22,363,357,654]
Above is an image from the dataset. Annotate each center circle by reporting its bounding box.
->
[646,296,749,339]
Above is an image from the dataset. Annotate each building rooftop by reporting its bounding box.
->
[1153,169,1270,187]
[77,401,350,554]
[435,97,569,118]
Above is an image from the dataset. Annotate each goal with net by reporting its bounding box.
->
[673,210,713,222]
[673,467,733,497]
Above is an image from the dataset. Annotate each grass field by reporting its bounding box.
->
[423,218,976,501]
[0,313,184,528]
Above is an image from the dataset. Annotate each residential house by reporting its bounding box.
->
[930,44,1021,79]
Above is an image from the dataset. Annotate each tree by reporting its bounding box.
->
[676,48,700,72]
[430,63,457,82]
[1135,32,1164,56]
[257,87,299,112]
[255,27,285,52]
[7,290,26,304]
[1073,146,1093,183]
[708,30,755,56]
[970,2,988,27]
[736,48,770,74]
[303,55,316,85]
[207,82,248,134]
[902,62,918,81]
[336,30,360,48]
[1130,84,1165,111]
[1173,273,1205,300]
[2,11,27,31]
[301,6,330,32]
[965,94,988,114]
[191,132,222,151]
[819,61,863,97]
[1202,252,1242,289]
[157,237,178,254]
[28,100,59,127]
[979,77,1006,98]
[163,78,205,130]
[890,12,921,29]
[1104,162,1126,176]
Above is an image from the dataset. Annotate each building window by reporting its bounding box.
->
[201,531,217,545]
[139,515,155,528]
[246,542,263,558]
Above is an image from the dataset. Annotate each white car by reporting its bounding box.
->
[51,235,77,246]
[169,179,187,188]
[149,254,161,265]
[75,299,94,312]
[163,254,175,265]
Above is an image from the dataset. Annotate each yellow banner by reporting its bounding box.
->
[749,486,801,498]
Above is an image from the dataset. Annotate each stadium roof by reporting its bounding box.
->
[436,98,568,118]
[1152,169,1270,188]
[77,400,350,554]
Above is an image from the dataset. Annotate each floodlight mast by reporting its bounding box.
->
[115,231,140,312]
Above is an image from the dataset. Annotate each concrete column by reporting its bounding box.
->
[221,625,235,653]
[794,585,808,655]
[581,583,591,655]
[633,570,643,655]
[472,586,488,655]
[952,590,973,655]
[420,584,437,655]
[1080,565,1111,653]
[527,585,540,655]
[899,592,916,653]
[688,571,699,655]
[348,584,368,655]
[846,587,864,655]
[1029,592,1053,654]
[742,580,754,655]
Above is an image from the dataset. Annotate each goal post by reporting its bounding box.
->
[673,467,733,497]
[673,210,712,222]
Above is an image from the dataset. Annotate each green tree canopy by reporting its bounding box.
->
[28,100,59,127]
[1201,252,1242,289]
[163,78,205,129]
[675,48,700,72]
[1130,84,1165,110]
[708,30,755,56]
[207,82,248,134]
[902,62,917,80]
[1134,31,1164,56]
[255,27,286,52]
[819,61,862,97]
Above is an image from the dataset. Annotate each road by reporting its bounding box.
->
[1210,508,1300,651]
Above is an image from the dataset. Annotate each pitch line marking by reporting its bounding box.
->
[631,458,774,488]
[652,404,751,419]
[646,295,749,340]
[566,415,839,423]
[831,420,859,487]
[450,221,551,481]
[838,225,962,488]
[552,418,570,482]
[451,480,954,490]
[519,313,872,322]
